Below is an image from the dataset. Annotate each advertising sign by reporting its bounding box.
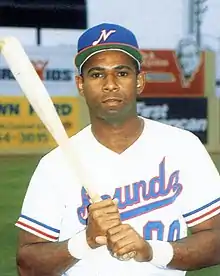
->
[0,96,79,153]
[137,97,208,144]
[0,45,78,97]
[140,48,205,97]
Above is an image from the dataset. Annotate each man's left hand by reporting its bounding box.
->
[96,224,153,262]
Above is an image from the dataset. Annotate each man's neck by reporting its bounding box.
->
[90,116,144,154]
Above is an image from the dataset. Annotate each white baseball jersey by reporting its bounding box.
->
[15,117,220,276]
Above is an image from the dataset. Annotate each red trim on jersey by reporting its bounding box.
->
[186,205,220,225]
[16,221,58,240]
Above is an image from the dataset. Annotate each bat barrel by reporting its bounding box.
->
[0,36,102,203]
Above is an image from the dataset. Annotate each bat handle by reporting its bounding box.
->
[90,194,102,203]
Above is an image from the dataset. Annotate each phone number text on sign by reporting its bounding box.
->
[0,132,49,143]
[0,96,79,152]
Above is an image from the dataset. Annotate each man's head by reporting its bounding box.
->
[74,23,145,124]
[176,37,201,78]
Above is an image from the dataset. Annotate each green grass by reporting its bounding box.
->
[0,154,220,275]
[0,155,41,275]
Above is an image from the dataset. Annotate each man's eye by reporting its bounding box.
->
[91,73,103,78]
[118,71,128,77]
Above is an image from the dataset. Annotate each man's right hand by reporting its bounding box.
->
[86,198,121,249]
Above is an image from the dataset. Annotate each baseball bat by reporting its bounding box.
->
[0,37,101,203]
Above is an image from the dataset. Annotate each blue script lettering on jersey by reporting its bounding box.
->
[77,157,183,225]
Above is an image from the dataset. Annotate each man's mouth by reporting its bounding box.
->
[102,98,122,103]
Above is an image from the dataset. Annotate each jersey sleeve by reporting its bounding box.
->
[15,156,64,242]
[180,134,220,228]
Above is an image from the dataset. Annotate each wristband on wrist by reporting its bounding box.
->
[67,229,93,260]
[147,240,174,268]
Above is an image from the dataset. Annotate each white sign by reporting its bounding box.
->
[0,45,79,96]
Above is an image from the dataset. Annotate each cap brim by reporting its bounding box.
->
[75,43,143,71]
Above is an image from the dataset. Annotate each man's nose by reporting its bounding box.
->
[103,74,119,92]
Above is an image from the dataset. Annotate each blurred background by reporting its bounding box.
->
[0,0,219,275]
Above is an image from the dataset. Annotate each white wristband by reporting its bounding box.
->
[67,229,93,260]
[147,240,174,268]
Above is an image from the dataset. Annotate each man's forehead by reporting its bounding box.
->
[86,65,134,73]
[84,50,135,67]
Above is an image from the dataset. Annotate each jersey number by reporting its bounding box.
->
[143,220,180,241]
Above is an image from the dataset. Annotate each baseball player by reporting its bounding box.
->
[15,23,220,276]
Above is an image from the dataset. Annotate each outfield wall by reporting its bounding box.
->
[0,46,219,155]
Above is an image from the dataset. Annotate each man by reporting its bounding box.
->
[15,23,220,276]
[176,37,202,81]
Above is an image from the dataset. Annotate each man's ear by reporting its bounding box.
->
[137,72,146,96]
[136,72,146,96]
[75,75,84,97]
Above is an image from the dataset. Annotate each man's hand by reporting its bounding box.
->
[97,224,153,262]
[86,198,121,249]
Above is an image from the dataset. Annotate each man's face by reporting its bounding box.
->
[179,44,200,76]
[76,50,145,123]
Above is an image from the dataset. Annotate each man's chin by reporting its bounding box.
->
[98,109,131,125]
[95,103,135,122]
[104,106,125,116]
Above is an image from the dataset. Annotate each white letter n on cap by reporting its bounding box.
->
[92,30,116,46]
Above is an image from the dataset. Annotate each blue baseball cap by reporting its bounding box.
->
[75,23,143,73]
